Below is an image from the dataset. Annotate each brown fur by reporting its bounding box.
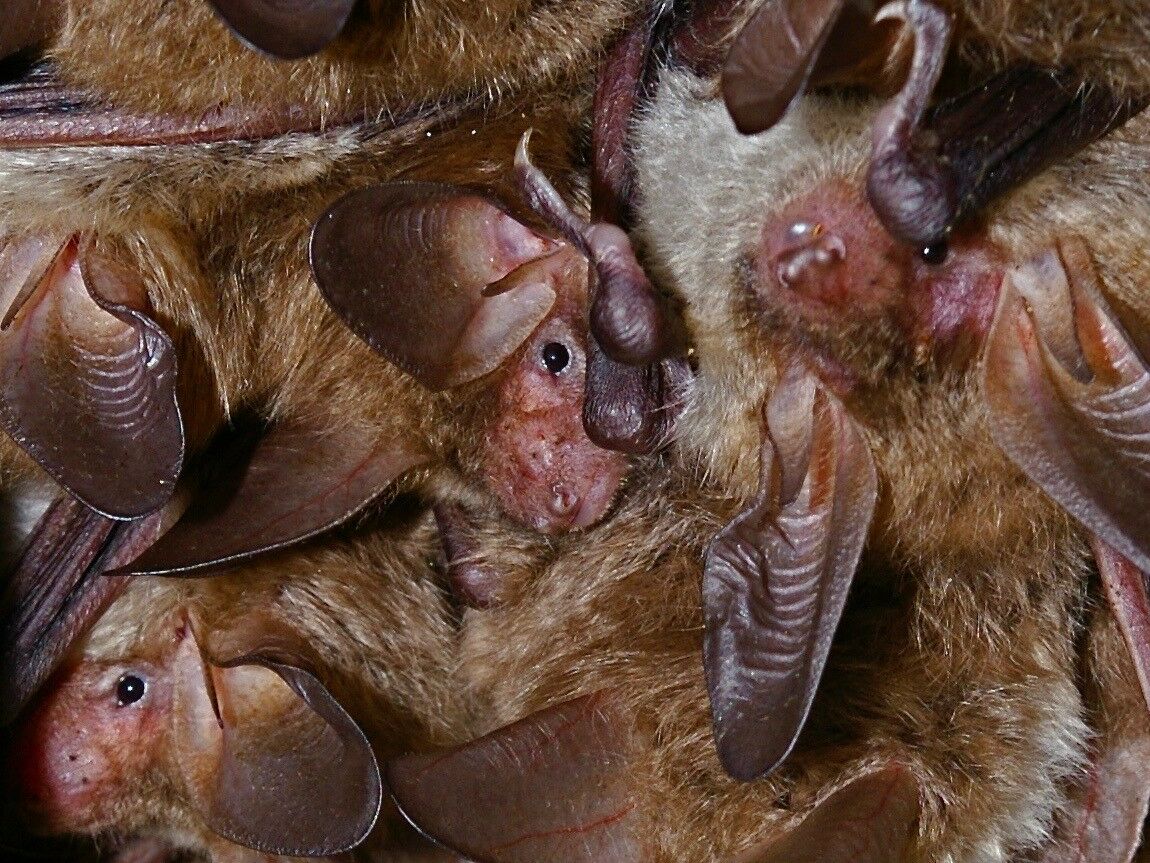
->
[459,459,1088,861]
[45,0,636,120]
[458,67,1150,861]
[35,503,468,862]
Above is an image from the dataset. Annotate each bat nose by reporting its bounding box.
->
[774,222,847,292]
[548,486,579,518]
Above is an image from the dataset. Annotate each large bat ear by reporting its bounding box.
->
[386,693,645,862]
[122,416,428,576]
[732,767,919,863]
[172,618,382,856]
[984,237,1150,576]
[206,0,357,59]
[721,0,904,135]
[311,182,561,391]
[0,234,184,519]
[704,359,877,781]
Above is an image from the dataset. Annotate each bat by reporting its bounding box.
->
[720,0,1148,248]
[8,503,469,863]
[369,1,1150,860]
[0,59,632,861]
[622,0,1148,857]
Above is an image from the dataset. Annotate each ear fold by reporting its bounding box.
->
[0,234,184,519]
[122,416,428,576]
[721,0,904,135]
[984,238,1150,576]
[704,360,877,781]
[207,0,357,59]
[310,182,561,391]
[386,693,645,862]
[172,621,382,856]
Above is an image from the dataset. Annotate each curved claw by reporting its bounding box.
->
[985,238,1150,575]
[704,359,877,780]
[207,0,357,59]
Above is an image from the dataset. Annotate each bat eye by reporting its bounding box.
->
[114,673,147,707]
[541,342,571,374]
[920,240,949,266]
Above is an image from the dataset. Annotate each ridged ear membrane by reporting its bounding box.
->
[704,360,877,781]
[122,417,427,576]
[207,0,357,59]
[1093,537,1150,716]
[0,234,183,520]
[984,237,1150,576]
[733,767,919,863]
[386,693,645,862]
[172,623,382,856]
[311,182,560,391]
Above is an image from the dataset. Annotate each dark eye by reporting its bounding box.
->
[115,673,147,707]
[541,342,571,374]
[920,240,949,266]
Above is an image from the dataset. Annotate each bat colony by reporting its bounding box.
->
[1,0,1149,861]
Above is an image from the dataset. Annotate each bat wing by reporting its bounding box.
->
[729,767,919,863]
[386,692,645,862]
[0,496,176,724]
[122,416,427,576]
[1036,593,1150,863]
[311,181,560,391]
[0,234,183,519]
[173,621,381,855]
[704,360,877,780]
[985,238,1150,576]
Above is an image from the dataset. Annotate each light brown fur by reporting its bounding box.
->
[46,0,636,120]
[37,504,468,863]
[440,67,1150,861]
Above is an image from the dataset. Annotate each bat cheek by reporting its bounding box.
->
[13,667,168,831]
[485,410,627,534]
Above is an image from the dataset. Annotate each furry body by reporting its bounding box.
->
[14,508,467,863]
[618,66,1150,859]
[47,0,638,120]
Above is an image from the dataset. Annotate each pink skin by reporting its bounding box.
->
[482,292,629,534]
[14,655,171,832]
[757,180,1004,380]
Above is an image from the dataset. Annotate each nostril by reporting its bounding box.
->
[549,487,578,516]
[775,230,846,289]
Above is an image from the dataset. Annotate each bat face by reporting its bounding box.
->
[614,48,1150,859]
[9,511,466,861]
